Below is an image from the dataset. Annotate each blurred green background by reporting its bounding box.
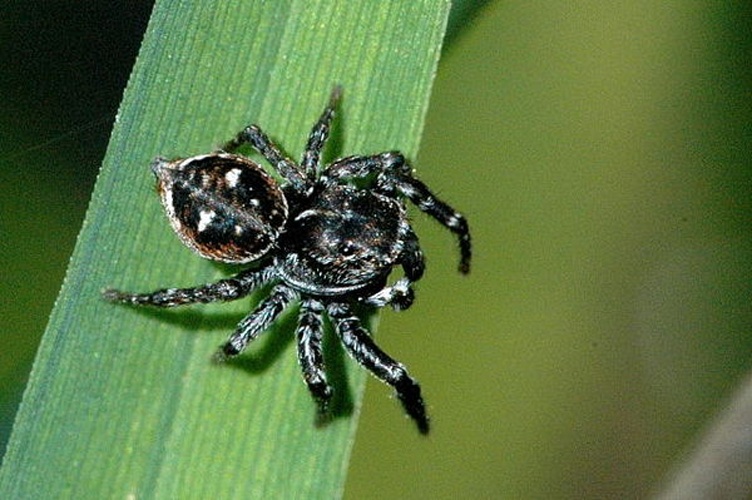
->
[2,2,751,498]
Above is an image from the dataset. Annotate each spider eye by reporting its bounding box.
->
[340,240,359,256]
[153,153,288,263]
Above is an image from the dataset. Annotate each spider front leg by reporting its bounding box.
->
[326,302,429,434]
[392,171,471,274]
[296,298,333,423]
[322,152,471,274]
[103,266,275,308]
[217,284,299,358]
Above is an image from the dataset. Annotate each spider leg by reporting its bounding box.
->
[326,302,429,434]
[397,173,472,274]
[297,298,333,422]
[223,123,307,193]
[400,220,425,282]
[217,284,299,358]
[392,172,471,274]
[102,266,276,308]
[300,86,342,180]
[319,152,395,187]
[320,152,471,274]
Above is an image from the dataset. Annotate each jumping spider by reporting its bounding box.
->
[104,87,471,434]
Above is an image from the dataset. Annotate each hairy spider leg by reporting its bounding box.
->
[398,221,426,282]
[223,123,307,193]
[102,266,276,308]
[301,86,342,180]
[219,284,299,358]
[322,152,472,274]
[326,302,429,434]
[394,173,472,274]
[296,298,333,421]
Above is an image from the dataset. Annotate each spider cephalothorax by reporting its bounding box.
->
[104,87,471,434]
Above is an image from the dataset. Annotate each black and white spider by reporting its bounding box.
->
[104,87,471,434]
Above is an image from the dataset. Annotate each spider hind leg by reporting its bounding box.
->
[102,267,275,308]
[301,86,342,179]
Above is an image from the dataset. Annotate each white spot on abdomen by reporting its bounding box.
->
[197,209,215,232]
[225,168,242,188]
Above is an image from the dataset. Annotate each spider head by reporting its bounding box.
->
[280,186,403,290]
[151,153,288,264]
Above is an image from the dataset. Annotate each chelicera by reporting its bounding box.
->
[104,87,471,434]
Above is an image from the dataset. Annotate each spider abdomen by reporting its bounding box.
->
[152,153,288,264]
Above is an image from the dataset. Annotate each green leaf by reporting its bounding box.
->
[0,1,449,498]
